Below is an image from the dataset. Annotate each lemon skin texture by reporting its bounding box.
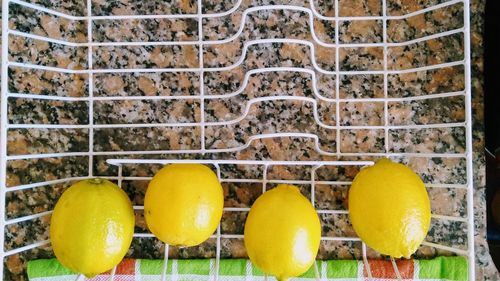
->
[50,178,135,277]
[348,158,431,258]
[244,184,321,281]
[144,164,224,247]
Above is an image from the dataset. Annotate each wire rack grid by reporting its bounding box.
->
[1,0,474,280]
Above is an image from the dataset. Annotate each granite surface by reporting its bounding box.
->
[2,0,499,280]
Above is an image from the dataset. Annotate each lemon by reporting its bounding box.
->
[144,164,223,246]
[50,179,134,277]
[244,184,321,281]
[348,158,431,258]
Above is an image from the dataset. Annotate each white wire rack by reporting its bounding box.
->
[0,0,475,280]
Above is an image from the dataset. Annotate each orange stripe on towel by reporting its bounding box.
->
[363,259,414,279]
[116,259,136,275]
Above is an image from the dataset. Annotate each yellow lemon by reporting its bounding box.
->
[50,179,134,277]
[144,164,223,246]
[348,158,431,258]
[244,184,321,281]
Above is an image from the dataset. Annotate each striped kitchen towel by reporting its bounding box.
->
[28,257,468,281]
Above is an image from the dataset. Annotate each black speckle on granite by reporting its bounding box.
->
[219,164,264,179]
[92,18,198,42]
[17,0,85,16]
[221,212,247,235]
[6,157,89,187]
[5,217,50,252]
[340,47,384,71]
[94,72,199,97]
[426,219,468,249]
[339,0,382,16]
[91,0,197,16]
[314,185,349,211]
[389,127,466,154]
[340,129,385,153]
[171,239,216,259]
[316,164,362,182]
[5,182,73,220]
[94,127,201,152]
[340,74,384,99]
[427,186,467,218]
[122,180,148,206]
[9,35,88,69]
[223,182,262,208]
[388,33,464,70]
[8,67,89,98]
[320,213,356,238]
[203,9,316,42]
[205,100,337,153]
[387,65,465,98]
[314,19,336,44]
[392,156,467,185]
[318,240,362,260]
[134,210,148,233]
[220,238,247,258]
[127,237,165,259]
[93,99,200,124]
[8,128,89,155]
[388,96,465,125]
[386,0,450,16]
[339,101,384,126]
[387,2,463,43]
[205,71,314,97]
[8,99,89,125]
[204,42,318,69]
[339,20,383,44]
[9,3,87,43]
[267,165,313,180]
[92,45,199,69]
[210,137,340,162]
[202,0,238,14]
[311,0,335,17]
[204,72,337,124]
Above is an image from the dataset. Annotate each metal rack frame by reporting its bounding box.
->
[0,0,475,279]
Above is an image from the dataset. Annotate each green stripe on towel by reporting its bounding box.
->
[27,259,76,278]
[140,259,172,275]
[326,260,358,279]
[218,259,247,276]
[177,260,211,275]
[419,256,468,281]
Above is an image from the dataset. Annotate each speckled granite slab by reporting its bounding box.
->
[2,0,499,280]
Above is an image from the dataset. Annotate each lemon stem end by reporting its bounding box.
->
[87,178,104,185]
